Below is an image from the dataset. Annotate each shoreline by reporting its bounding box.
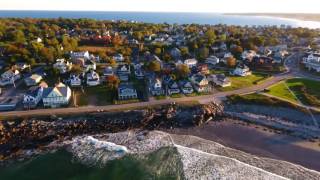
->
[167,119,320,171]
[225,13,320,23]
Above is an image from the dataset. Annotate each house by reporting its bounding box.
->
[24,74,43,86]
[179,80,194,94]
[70,51,90,60]
[103,66,114,76]
[134,68,145,79]
[167,81,180,95]
[209,74,231,87]
[197,64,209,75]
[69,74,82,87]
[117,64,131,81]
[303,53,320,72]
[251,56,274,71]
[42,83,72,108]
[184,58,198,68]
[0,69,21,86]
[84,60,97,72]
[149,78,164,96]
[170,47,181,60]
[16,62,31,71]
[113,53,124,62]
[23,86,44,109]
[205,56,220,66]
[86,71,100,86]
[232,64,252,77]
[0,97,19,111]
[118,83,138,100]
[241,50,257,62]
[190,74,210,93]
[53,59,73,74]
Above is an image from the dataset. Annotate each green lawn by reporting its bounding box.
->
[266,78,320,107]
[286,78,320,107]
[267,82,299,103]
[219,73,269,91]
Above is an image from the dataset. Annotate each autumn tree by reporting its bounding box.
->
[106,75,120,90]
[226,57,237,68]
[148,60,161,73]
[176,64,190,79]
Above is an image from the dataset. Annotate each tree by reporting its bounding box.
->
[180,47,189,58]
[70,64,83,75]
[176,64,190,79]
[154,47,162,56]
[107,58,117,67]
[198,47,209,60]
[40,47,55,65]
[226,57,237,68]
[106,75,120,90]
[148,60,161,73]
[12,30,26,44]
[231,45,243,59]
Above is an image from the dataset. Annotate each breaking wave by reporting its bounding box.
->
[61,131,320,179]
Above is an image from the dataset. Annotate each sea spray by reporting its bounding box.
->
[69,136,128,167]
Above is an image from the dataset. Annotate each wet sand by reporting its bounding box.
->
[168,119,320,171]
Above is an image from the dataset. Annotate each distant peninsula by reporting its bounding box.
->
[226,13,320,22]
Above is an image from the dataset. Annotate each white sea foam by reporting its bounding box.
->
[68,136,128,166]
[64,131,320,179]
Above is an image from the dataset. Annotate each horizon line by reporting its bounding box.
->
[0,9,320,14]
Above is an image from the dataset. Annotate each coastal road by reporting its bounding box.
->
[1,52,315,119]
[0,72,293,118]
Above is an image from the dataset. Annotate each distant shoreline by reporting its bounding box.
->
[225,13,320,22]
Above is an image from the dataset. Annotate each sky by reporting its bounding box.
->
[0,0,319,13]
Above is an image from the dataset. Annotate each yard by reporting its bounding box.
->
[218,73,269,91]
[267,78,320,107]
[73,86,115,106]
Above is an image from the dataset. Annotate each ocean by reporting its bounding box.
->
[1,11,320,28]
[1,131,319,180]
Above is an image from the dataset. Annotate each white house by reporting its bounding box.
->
[69,74,82,87]
[53,59,73,74]
[16,62,31,71]
[23,86,44,109]
[168,81,180,95]
[113,53,124,62]
[232,64,252,77]
[209,74,231,87]
[70,51,90,60]
[303,53,320,72]
[149,78,164,96]
[190,74,210,93]
[205,56,220,65]
[118,83,138,100]
[103,66,114,76]
[184,58,198,68]
[42,83,72,108]
[24,74,43,86]
[86,71,100,86]
[0,69,21,86]
[241,50,257,61]
[179,80,194,94]
[84,60,97,72]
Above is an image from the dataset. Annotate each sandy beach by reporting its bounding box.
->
[167,119,320,171]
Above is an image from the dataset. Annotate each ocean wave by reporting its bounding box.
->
[68,136,128,167]
[62,131,320,179]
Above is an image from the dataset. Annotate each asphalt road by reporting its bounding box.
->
[0,52,316,118]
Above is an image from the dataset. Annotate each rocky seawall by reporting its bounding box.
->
[0,102,223,162]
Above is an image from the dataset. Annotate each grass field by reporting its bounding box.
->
[267,82,299,103]
[267,78,320,107]
[286,78,320,107]
[219,73,269,91]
